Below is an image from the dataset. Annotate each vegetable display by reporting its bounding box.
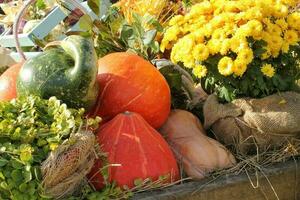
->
[89,111,179,189]
[17,35,99,111]
[93,52,171,128]
[0,0,299,199]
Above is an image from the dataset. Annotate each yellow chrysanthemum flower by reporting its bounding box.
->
[261,64,275,77]
[246,20,263,38]
[223,23,237,36]
[183,55,196,68]
[192,29,205,43]
[193,44,209,61]
[237,48,254,64]
[169,15,185,26]
[245,7,263,21]
[224,1,243,13]
[261,48,272,60]
[203,23,213,37]
[210,15,226,29]
[160,25,181,52]
[230,36,248,53]
[275,19,288,31]
[212,28,227,40]
[218,56,234,76]
[235,26,250,38]
[282,43,290,53]
[287,13,300,30]
[266,23,282,36]
[207,39,221,55]
[162,0,300,80]
[281,0,298,6]
[193,64,208,78]
[269,35,283,55]
[233,59,247,77]
[272,3,288,18]
[284,29,299,45]
[189,1,213,16]
[220,39,231,55]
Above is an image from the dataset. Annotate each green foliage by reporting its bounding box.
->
[120,13,162,60]
[76,4,163,60]
[0,95,99,199]
[28,0,47,20]
[202,38,300,102]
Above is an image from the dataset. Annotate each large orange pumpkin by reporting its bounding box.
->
[0,62,23,101]
[93,52,171,129]
[88,112,179,189]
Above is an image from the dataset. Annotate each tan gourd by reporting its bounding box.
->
[160,109,236,179]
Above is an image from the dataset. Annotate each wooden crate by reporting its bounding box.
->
[134,158,300,200]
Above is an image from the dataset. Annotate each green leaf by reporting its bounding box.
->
[78,14,93,31]
[11,159,23,169]
[23,167,32,183]
[150,41,160,53]
[88,0,100,16]
[33,166,42,181]
[120,25,134,40]
[11,169,23,185]
[219,86,233,102]
[143,14,163,32]
[143,29,157,46]
[28,182,36,195]
[166,73,182,90]
[254,48,267,58]
[0,172,5,180]
[0,181,8,190]
[18,182,28,192]
[0,158,8,167]
[35,0,46,10]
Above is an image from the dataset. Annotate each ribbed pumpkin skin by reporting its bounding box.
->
[93,52,171,129]
[88,112,179,189]
[0,63,23,101]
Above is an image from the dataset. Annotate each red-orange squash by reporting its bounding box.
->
[0,62,23,101]
[92,52,171,129]
[88,111,179,189]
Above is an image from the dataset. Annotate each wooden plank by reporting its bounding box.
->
[134,159,300,200]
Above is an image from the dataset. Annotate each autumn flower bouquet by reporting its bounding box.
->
[161,0,300,102]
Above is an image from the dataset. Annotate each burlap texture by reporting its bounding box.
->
[41,130,96,199]
[204,92,300,153]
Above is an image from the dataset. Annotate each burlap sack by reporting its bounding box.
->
[204,92,300,153]
[41,130,96,199]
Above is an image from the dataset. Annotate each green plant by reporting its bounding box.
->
[77,2,163,60]
[202,38,300,102]
[0,95,100,200]
[161,0,300,102]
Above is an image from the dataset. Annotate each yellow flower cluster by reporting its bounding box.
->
[261,64,275,77]
[161,0,300,78]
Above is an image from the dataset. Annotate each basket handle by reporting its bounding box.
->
[13,0,90,61]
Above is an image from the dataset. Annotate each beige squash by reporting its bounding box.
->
[160,109,236,179]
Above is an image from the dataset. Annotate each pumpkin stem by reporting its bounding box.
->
[123,111,132,115]
[44,41,62,50]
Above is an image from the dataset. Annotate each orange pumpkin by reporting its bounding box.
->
[93,52,171,129]
[88,111,179,189]
[0,62,23,101]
